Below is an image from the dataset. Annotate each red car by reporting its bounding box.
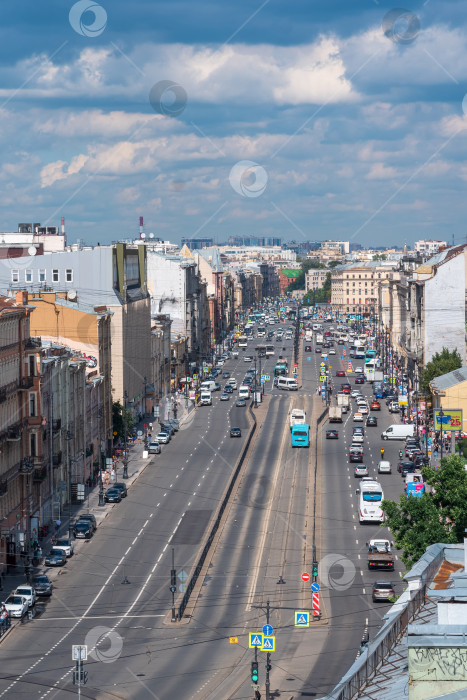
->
[341,383,351,394]
[370,401,381,411]
[336,370,346,377]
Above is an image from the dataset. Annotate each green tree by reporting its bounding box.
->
[372,253,387,261]
[420,347,462,393]
[328,260,343,269]
[112,401,135,441]
[382,454,467,567]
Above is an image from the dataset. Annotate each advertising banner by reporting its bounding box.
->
[434,409,463,432]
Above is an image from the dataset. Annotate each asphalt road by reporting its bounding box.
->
[300,337,410,699]
[0,330,295,699]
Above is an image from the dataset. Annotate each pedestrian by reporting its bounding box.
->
[104,471,110,486]
[110,468,116,483]
[55,518,61,533]
[1,605,9,630]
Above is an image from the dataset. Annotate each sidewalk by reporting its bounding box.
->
[1,413,167,616]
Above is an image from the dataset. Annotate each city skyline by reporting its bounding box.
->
[0,2,466,246]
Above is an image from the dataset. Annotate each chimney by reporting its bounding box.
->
[139,216,144,239]
[61,217,65,235]
[16,290,28,306]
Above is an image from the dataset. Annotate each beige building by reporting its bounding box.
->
[331,261,399,315]
[305,269,328,291]
[430,365,467,434]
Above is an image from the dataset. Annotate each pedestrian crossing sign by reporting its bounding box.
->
[261,636,275,651]
[249,633,263,648]
[295,611,310,627]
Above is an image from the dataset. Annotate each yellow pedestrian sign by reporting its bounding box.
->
[261,636,275,652]
[295,611,309,627]
[249,633,263,648]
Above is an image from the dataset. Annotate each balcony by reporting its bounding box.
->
[53,452,62,466]
[18,376,34,390]
[19,459,34,475]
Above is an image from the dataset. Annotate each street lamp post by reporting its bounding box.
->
[439,409,444,464]
[123,391,129,479]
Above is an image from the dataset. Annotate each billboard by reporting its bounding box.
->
[433,409,463,433]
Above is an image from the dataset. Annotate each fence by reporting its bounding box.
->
[177,402,257,620]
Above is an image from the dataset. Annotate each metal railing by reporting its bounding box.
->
[177,401,257,620]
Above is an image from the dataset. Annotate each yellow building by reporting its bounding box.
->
[430,366,467,434]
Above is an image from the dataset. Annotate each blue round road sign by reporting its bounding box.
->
[263,624,273,636]
[311,582,320,592]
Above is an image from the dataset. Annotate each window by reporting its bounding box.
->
[39,269,46,282]
[52,269,59,283]
[11,269,19,283]
[29,394,36,417]
[30,433,37,457]
[29,355,35,376]
[25,269,33,283]
[66,269,73,283]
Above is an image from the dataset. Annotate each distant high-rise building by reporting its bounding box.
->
[226,236,282,247]
[181,237,213,250]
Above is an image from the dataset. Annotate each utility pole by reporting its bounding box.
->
[123,391,128,479]
[170,548,177,622]
[66,428,73,540]
[265,600,271,700]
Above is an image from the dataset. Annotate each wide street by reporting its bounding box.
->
[0,323,412,699]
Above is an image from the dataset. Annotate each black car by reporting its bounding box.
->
[104,488,122,504]
[366,416,377,426]
[224,385,233,393]
[230,427,242,437]
[315,347,322,353]
[355,377,365,384]
[349,451,363,463]
[326,429,339,439]
[113,482,128,498]
[398,461,416,476]
[414,454,429,468]
[33,575,53,597]
[223,371,231,378]
[78,514,97,531]
[73,521,93,539]
[304,345,312,352]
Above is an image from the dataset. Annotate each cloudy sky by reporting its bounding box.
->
[1,0,467,247]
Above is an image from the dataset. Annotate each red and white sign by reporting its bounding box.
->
[312,592,320,616]
[301,572,310,582]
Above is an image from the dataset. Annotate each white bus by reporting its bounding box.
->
[357,478,384,524]
[238,336,248,348]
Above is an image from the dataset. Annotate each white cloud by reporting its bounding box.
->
[365,162,399,179]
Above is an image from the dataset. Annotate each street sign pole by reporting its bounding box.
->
[265,599,271,700]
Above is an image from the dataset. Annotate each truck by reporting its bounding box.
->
[289,408,306,431]
[200,390,212,406]
[337,394,350,407]
[374,371,384,383]
[367,539,394,570]
[305,330,313,342]
[316,333,324,345]
[328,406,343,423]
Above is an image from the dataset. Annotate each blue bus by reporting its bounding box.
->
[365,349,376,362]
[291,424,310,447]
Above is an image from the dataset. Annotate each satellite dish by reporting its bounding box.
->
[141,233,146,239]
[28,246,37,256]
[68,289,77,301]
[149,233,155,239]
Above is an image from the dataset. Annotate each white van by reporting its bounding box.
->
[277,377,298,391]
[238,386,251,400]
[201,380,217,392]
[200,391,212,406]
[381,424,415,441]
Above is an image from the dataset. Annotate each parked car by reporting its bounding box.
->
[77,514,97,531]
[156,432,170,444]
[372,581,395,602]
[72,521,93,540]
[33,575,53,597]
[53,538,74,557]
[160,423,175,436]
[398,461,416,476]
[13,585,36,608]
[326,429,339,439]
[2,594,28,618]
[104,488,122,504]
[148,441,161,455]
[45,549,67,566]
[230,427,242,437]
[166,419,179,432]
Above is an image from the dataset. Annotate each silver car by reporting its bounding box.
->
[156,432,170,444]
[148,441,161,454]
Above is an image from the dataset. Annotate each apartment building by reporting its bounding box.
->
[414,239,448,257]
[305,269,328,292]
[331,261,399,315]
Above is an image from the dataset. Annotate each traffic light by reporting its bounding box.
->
[312,561,318,578]
[251,661,259,683]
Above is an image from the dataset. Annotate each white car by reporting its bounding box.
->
[355,367,363,374]
[351,390,360,398]
[13,585,36,608]
[329,348,336,355]
[352,434,364,443]
[353,413,363,422]
[3,594,28,618]
[156,432,170,444]
[232,351,239,358]
[378,460,392,474]
[227,379,237,390]
[53,538,74,557]
[359,406,369,415]
[216,360,224,367]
